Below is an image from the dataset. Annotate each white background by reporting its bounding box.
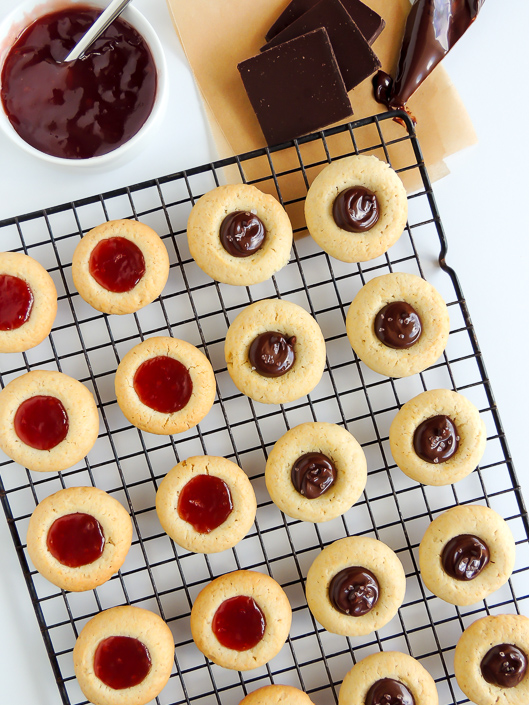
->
[0,0,528,703]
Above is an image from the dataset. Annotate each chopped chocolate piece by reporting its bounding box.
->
[261,0,381,92]
[238,28,353,146]
[266,0,385,46]
[374,0,485,112]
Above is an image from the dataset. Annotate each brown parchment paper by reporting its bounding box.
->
[166,0,477,222]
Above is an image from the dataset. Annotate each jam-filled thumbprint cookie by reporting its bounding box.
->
[187,184,293,286]
[156,455,257,553]
[419,504,516,606]
[454,614,529,705]
[306,536,406,636]
[72,219,170,315]
[389,389,486,486]
[73,605,174,705]
[224,299,326,405]
[338,651,439,705]
[27,486,132,592]
[0,370,99,472]
[346,272,450,378]
[265,422,367,523]
[239,685,315,705]
[0,252,57,353]
[305,155,408,263]
[115,336,215,435]
[190,570,292,670]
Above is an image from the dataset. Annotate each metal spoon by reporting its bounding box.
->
[63,0,133,62]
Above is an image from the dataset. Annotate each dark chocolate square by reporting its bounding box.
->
[238,28,353,147]
[266,0,385,45]
[261,0,381,92]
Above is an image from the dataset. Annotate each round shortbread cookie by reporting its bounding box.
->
[306,536,406,637]
[190,570,292,671]
[305,155,408,263]
[389,389,487,486]
[0,251,58,353]
[454,614,529,705]
[338,651,439,705]
[73,605,174,705]
[187,184,293,286]
[0,370,99,472]
[419,504,516,606]
[27,486,132,592]
[72,219,169,315]
[156,455,257,553]
[224,299,326,405]
[115,336,215,435]
[239,685,314,705]
[346,272,450,378]
[265,422,367,523]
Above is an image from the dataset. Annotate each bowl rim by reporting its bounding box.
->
[0,0,168,167]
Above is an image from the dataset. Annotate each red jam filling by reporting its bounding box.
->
[133,356,193,414]
[177,475,233,534]
[0,7,157,160]
[93,636,152,690]
[47,513,105,568]
[14,395,69,450]
[0,274,34,331]
[212,596,266,651]
[89,237,146,293]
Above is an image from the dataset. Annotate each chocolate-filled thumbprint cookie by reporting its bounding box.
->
[239,685,315,705]
[389,389,486,485]
[346,272,449,378]
[0,370,99,472]
[338,651,439,705]
[0,252,57,353]
[224,299,326,404]
[187,184,293,286]
[419,504,515,606]
[115,336,215,435]
[265,422,366,522]
[27,486,132,592]
[156,456,257,553]
[305,155,408,263]
[306,536,405,636]
[454,615,529,705]
[73,605,174,705]
[72,219,169,315]
[190,570,292,670]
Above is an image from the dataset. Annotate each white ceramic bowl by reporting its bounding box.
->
[0,0,168,167]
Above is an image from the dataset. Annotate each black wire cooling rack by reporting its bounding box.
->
[0,111,528,705]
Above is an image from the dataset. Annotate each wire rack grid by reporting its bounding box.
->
[0,111,528,705]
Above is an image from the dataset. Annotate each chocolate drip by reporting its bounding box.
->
[333,186,380,233]
[374,0,485,112]
[441,534,490,581]
[413,415,459,464]
[365,678,415,705]
[329,566,379,616]
[249,331,296,377]
[374,301,422,349]
[291,452,337,498]
[220,211,266,258]
[481,644,528,688]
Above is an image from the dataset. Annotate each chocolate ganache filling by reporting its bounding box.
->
[481,643,528,688]
[329,566,379,616]
[413,415,459,464]
[291,452,337,498]
[249,331,296,377]
[374,301,422,349]
[220,211,266,257]
[365,678,415,705]
[333,186,380,233]
[441,534,490,581]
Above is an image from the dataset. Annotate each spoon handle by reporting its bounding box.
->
[64,0,134,62]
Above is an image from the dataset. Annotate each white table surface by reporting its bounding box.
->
[0,1,528,703]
